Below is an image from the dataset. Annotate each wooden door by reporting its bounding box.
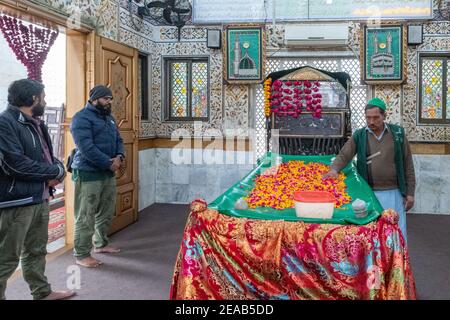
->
[90,34,139,234]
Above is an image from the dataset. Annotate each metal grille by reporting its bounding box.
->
[421,58,444,119]
[254,57,368,159]
[191,62,208,117]
[170,62,188,117]
[418,55,450,124]
[166,58,209,120]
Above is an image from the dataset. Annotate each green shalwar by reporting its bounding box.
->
[72,169,116,259]
[0,202,52,300]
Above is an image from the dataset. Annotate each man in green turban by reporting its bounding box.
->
[324,98,416,243]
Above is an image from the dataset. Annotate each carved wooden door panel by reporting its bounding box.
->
[92,35,139,234]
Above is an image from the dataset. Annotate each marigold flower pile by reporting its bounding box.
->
[245,161,351,210]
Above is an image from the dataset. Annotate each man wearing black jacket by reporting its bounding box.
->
[0,79,75,300]
[70,85,125,268]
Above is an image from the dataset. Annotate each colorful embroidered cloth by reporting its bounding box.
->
[170,202,416,300]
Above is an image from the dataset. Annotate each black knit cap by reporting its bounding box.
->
[89,85,113,102]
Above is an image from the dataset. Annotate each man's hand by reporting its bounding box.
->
[323,169,339,180]
[404,195,414,211]
[117,155,125,169]
[48,179,61,187]
[109,157,121,172]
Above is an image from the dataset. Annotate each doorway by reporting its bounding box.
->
[0,3,140,252]
[0,12,67,253]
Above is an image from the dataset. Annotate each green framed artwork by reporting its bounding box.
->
[223,24,265,84]
[361,24,407,84]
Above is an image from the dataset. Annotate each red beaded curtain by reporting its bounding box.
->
[0,14,58,82]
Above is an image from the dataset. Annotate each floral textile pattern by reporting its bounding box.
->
[170,207,416,300]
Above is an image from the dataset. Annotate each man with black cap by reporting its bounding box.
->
[70,85,125,268]
[324,98,415,242]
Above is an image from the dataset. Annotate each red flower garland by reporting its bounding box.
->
[0,15,59,82]
[270,79,323,118]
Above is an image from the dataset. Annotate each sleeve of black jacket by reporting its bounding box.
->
[70,113,112,170]
[0,120,65,181]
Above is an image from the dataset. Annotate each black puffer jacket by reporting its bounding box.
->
[0,105,65,209]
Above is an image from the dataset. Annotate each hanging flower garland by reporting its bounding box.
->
[264,77,272,117]
[0,15,59,82]
[268,79,323,119]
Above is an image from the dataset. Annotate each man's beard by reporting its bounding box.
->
[32,104,45,117]
[96,102,112,116]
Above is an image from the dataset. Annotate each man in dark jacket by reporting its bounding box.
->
[0,79,75,300]
[70,85,125,268]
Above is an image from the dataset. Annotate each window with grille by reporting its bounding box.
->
[164,57,209,121]
[418,53,450,124]
[254,57,368,159]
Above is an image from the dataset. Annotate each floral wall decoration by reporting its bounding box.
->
[263,77,272,117]
[266,79,323,119]
[22,0,450,142]
[0,15,58,82]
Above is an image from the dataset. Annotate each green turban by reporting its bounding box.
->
[367,97,387,111]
